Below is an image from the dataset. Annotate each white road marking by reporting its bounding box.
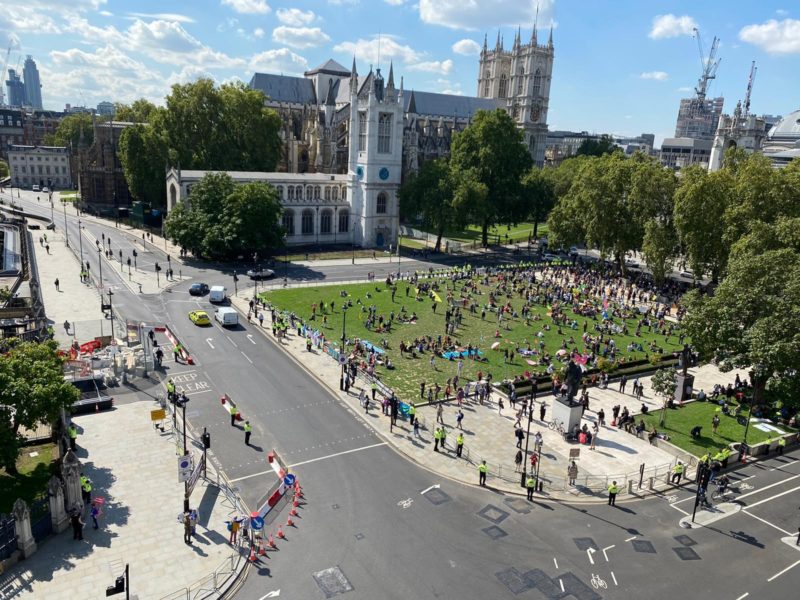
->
[420,484,441,495]
[553,558,558,570]
[586,548,596,565]
[737,474,800,501]
[767,558,800,582]
[260,590,281,599]
[624,535,637,542]
[559,579,564,592]
[206,338,215,349]
[247,334,257,344]
[735,594,749,600]
[229,469,273,483]
[286,442,388,468]
[742,510,792,536]
[602,545,615,562]
[397,498,413,509]
[241,352,253,364]
[744,484,800,509]
[669,503,691,516]
[227,335,238,347]
[768,458,798,472]
[611,571,618,586]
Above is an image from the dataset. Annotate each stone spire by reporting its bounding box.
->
[514,26,521,50]
[387,61,395,89]
[495,30,501,50]
[548,24,553,48]
[483,33,488,54]
[532,2,539,45]
[349,55,358,94]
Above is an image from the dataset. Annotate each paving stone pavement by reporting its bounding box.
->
[233,292,747,500]
[1,401,246,600]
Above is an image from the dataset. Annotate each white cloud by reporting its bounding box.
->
[739,18,800,54]
[276,8,315,25]
[99,10,113,16]
[407,59,454,75]
[776,9,788,16]
[249,48,309,75]
[334,36,421,64]
[272,26,331,49]
[452,39,481,55]
[221,0,271,15]
[165,65,216,87]
[677,86,693,92]
[384,0,405,5]
[126,20,244,68]
[127,12,195,23]
[436,78,462,95]
[419,0,554,30]
[2,6,62,34]
[328,0,359,5]
[649,14,698,39]
[640,71,668,81]
[254,27,265,38]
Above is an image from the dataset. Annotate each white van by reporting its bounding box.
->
[209,285,226,303]
[215,307,238,327]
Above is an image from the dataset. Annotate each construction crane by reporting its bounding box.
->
[692,27,720,103]
[0,41,12,106]
[742,61,757,117]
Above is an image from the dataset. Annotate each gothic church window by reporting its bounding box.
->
[499,74,508,98]
[533,68,542,98]
[320,210,332,234]
[283,210,295,236]
[325,187,332,201]
[277,185,284,200]
[306,185,313,200]
[378,113,392,154]
[358,111,367,151]
[483,70,490,96]
[376,192,388,214]
[332,187,338,201]
[314,186,321,200]
[516,67,524,95]
[287,186,294,200]
[338,210,349,233]
[301,209,314,235]
[295,185,303,200]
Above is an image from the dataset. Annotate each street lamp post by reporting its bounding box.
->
[340,305,348,391]
[97,246,104,289]
[397,230,402,277]
[62,201,70,248]
[155,262,161,287]
[77,219,83,265]
[50,199,54,227]
[106,290,115,340]
[520,390,535,488]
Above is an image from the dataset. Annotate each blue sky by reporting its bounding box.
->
[2,0,798,145]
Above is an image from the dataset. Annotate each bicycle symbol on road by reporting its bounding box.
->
[397,498,414,509]
[664,495,678,503]
[739,482,753,490]
[591,574,607,589]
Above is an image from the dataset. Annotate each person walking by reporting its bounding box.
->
[526,474,537,501]
[229,403,237,426]
[54,278,60,291]
[539,402,546,422]
[456,432,464,457]
[258,313,264,328]
[478,460,487,486]
[590,425,598,450]
[567,460,578,486]
[45,243,50,254]
[515,450,523,472]
[244,421,252,445]
[68,423,78,451]
[671,461,684,484]
[433,427,441,452]
[607,481,619,506]
[408,402,416,426]
[711,414,720,434]
[436,403,444,424]
[515,427,525,449]
[90,501,101,530]
[413,419,420,438]
[777,437,786,455]
[597,408,605,427]
[80,474,92,505]
[71,509,84,541]
[619,375,627,394]
[456,410,464,430]
[228,518,241,545]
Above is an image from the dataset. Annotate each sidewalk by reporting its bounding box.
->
[232,292,745,501]
[1,401,246,600]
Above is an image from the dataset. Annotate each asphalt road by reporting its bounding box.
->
[7,190,799,599]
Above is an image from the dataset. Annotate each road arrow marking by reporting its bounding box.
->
[247,334,256,344]
[602,545,615,562]
[420,484,441,495]
[586,548,596,565]
[206,338,214,349]
[260,590,281,599]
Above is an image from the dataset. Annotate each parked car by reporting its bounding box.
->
[32,184,40,192]
[189,310,211,326]
[42,186,50,193]
[625,259,640,269]
[678,270,694,279]
[215,307,239,327]
[246,268,275,280]
[542,253,559,262]
[46,221,56,230]
[189,282,209,296]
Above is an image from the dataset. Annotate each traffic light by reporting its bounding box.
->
[202,431,211,450]
[105,575,124,596]
[132,249,138,258]
[155,262,161,272]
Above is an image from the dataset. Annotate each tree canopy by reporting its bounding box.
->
[164,173,284,260]
[576,134,618,157]
[47,113,94,149]
[0,340,79,473]
[114,99,158,123]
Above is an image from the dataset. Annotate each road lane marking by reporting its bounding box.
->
[742,510,792,536]
[227,335,238,347]
[559,579,564,593]
[743,484,800,509]
[767,558,800,582]
[611,572,617,586]
[624,535,637,542]
[229,469,273,483]
[241,351,253,364]
[736,474,800,501]
[586,548,595,565]
[553,558,558,570]
[206,338,215,349]
[286,442,388,468]
[602,545,615,561]
[420,484,441,495]
[247,334,257,344]
[735,593,749,600]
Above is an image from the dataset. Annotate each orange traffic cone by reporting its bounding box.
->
[292,497,299,508]
[258,539,266,556]
[268,533,276,548]
[290,507,298,516]
[277,526,285,539]
[249,544,257,562]
[287,515,294,527]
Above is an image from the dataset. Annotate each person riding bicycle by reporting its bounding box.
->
[715,475,730,493]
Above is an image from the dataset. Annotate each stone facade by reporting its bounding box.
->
[75,117,134,216]
[7,144,72,189]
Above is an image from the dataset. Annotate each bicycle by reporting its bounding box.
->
[548,419,565,435]
[591,574,607,590]
[710,476,731,501]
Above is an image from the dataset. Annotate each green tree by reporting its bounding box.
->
[399,159,458,252]
[165,173,284,260]
[576,134,618,157]
[114,98,158,123]
[118,109,170,209]
[0,340,79,473]
[449,109,532,245]
[682,248,800,406]
[673,166,732,283]
[651,367,678,426]
[51,113,94,149]
[0,159,8,179]
[521,167,555,240]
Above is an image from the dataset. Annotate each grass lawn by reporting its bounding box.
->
[282,248,397,262]
[415,222,548,246]
[0,443,58,514]
[262,270,683,401]
[641,402,793,458]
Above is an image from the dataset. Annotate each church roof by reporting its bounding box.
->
[304,59,351,77]
[403,91,503,118]
[249,72,317,104]
[768,109,800,141]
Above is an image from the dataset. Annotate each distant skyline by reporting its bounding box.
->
[1,1,798,146]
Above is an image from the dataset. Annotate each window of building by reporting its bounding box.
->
[376,192,388,214]
[287,186,294,200]
[276,185,284,200]
[62,166,67,174]
[314,186,321,200]
[532,68,542,98]
[282,210,295,236]
[358,111,367,151]
[38,165,43,174]
[498,74,508,98]
[301,209,314,235]
[324,187,331,201]
[338,210,349,233]
[516,67,524,95]
[483,70,490,96]
[296,185,303,200]
[20,166,25,173]
[320,209,332,234]
[341,185,347,199]
[45,166,50,174]
[332,186,338,201]
[378,113,392,154]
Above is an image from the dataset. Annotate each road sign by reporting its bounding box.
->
[150,409,166,422]
[178,455,193,483]
[569,448,581,459]
[284,474,296,488]
[339,353,347,365]
[251,516,264,530]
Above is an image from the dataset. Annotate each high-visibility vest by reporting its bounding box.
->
[409,405,416,415]
[699,454,709,464]
[244,423,252,433]
[608,484,619,494]
[674,464,684,474]
[69,426,78,439]
[230,405,237,416]
[478,464,487,473]
[81,477,91,492]
[526,477,536,489]
[778,438,786,447]
[434,429,441,440]
[167,382,175,393]
[457,435,464,446]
